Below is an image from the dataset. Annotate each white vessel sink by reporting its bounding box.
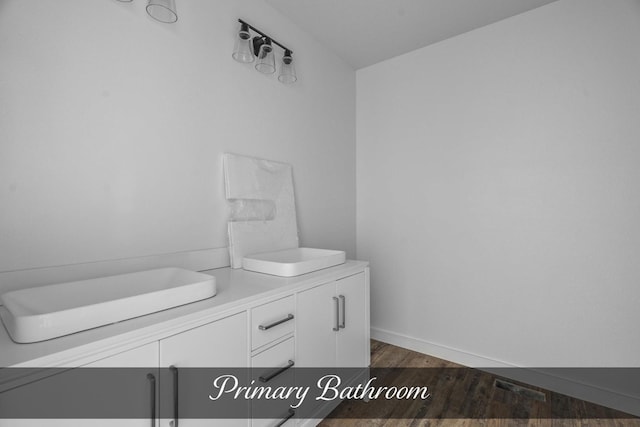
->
[0,268,216,343]
[242,247,346,277]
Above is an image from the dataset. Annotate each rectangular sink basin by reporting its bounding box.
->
[242,247,346,277]
[0,268,216,343]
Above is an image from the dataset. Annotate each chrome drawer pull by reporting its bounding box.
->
[333,297,340,331]
[258,314,294,331]
[259,360,295,383]
[146,373,156,427]
[169,365,179,427]
[275,408,296,427]
[339,295,346,329]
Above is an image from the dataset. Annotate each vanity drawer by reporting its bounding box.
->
[251,337,296,427]
[251,295,295,350]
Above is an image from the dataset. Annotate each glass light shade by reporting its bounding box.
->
[146,0,178,23]
[232,23,254,63]
[278,52,297,84]
[255,41,276,74]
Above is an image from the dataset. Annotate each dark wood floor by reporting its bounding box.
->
[318,340,640,427]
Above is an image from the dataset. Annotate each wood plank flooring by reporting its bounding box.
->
[318,340,640,427]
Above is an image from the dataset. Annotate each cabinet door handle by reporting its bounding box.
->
[258,314,294,331]
[275,408,296,427]
[333,297,340,331]
[169,365,179,427]
[146,373,156,427]
[259,360,295,383]
[339,295,346,329]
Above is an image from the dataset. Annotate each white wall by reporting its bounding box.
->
[357,0,640,405]
[0,0,356,274]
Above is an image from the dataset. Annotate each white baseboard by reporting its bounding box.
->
[0,247,230,294]
[371,326,640,417]
[372,326,514,368]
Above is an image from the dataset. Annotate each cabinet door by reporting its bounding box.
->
[295,282,337,368]
[335,272,368,368]
[159,312,248,427]
[0,342,159,427]
[85,342,160,426]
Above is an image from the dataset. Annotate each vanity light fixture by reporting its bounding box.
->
[232,19,297,84]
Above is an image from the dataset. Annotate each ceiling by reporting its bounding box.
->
[266,0,559,69]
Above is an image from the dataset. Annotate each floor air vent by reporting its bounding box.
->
[494,379,547,402]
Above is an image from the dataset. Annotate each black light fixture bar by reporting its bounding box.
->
[238,19,292,54]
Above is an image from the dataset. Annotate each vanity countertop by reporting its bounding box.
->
[0,260,368,368]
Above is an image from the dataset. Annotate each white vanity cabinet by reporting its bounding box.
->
[0,261,369,427]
